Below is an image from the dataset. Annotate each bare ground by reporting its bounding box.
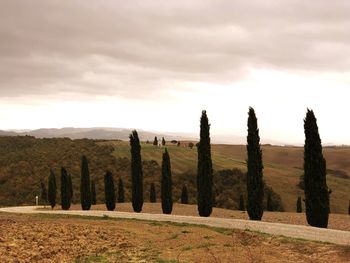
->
[0,212,349,263]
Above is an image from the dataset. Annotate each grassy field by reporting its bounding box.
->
[100,141,350,214]
[0,211,349,262]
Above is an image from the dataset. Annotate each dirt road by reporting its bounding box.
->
[1,206,349,246]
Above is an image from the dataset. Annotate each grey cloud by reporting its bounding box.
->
[0,0,349,98]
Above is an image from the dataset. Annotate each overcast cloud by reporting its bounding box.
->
[1,0,349,98]
[0,1,350,144]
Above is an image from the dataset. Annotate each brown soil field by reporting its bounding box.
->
[46,203,350,232]
[0,212,349,263]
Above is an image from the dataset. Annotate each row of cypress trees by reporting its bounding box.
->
[196,108,332,229]
[44,108,338,227]
[45,155,125,210]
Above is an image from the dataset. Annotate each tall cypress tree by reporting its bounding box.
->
[153,136,158,146]
[80,155,91,210]
[91,179,97,205]
[40,180,47,205]
[348,200,350,215]
[239,194,245,211]
[104,171,116,211]
[246,107,264,220]
[117,178,125,203]
[150,183,156,203]
[130,130,143,212]
[297,196,302,213]
[197,110,213,217]
[162,137,166,146]
[61,167,71,210]
[161,149,173,214]
[304,109,330,228]
[181,185,188,204]
[68,174,73,204]
[48,169,56,209]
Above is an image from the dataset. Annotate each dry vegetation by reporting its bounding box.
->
[0,212,349,263]
[0,136,349,214]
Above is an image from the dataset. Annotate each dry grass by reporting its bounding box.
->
[0,212,349,263]
[101,141,350,213]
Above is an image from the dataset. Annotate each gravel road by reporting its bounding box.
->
[1,206,349,246]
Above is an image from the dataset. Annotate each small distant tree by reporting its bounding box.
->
[104,171,116,211]
[153,136,158,146]
[162,137,166,146]
[146,140,150,144]
[91,179,97,205]
[40,180,47,205]
[80,155,91,211]
[239,194,245,211]
[48,169,56,209]
[177,141,180,147]
[161,149,173,214]
[117,178,125,203]
[348,200,350,215]
[266,192,273,211]
[246,107,264,220]
[297,196,302,213]
[181,185,188,204]
[61,167,71,210]
[130,130,144,212]
[150,183,156,203]
[188,142,194,149]
[171,140,177,144]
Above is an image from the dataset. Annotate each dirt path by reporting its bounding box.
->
[1,206,349,246]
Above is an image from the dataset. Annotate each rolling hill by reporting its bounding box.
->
[101,141,350,214]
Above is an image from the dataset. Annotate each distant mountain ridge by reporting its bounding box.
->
[0,127,284,145]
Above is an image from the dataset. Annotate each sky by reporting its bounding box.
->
[0,0,350,144]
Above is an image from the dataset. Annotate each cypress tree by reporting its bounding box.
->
[161,149,173,214]
[130,130,144,212]
[153,136,158,146]
[104,171,116,211]
[80,155,91,210]
[239,194,245,211]
[48,169,56,209]
[297,196,302,213]
[91,179,97,205]
[304,109,330,228]
[61,167,71,210]
[162,137,166,146]
[266,192,273,211]
[197,110,213,217]
[348,200,350,215]
[40,180,47,205]
[68,174,73,204]
[181,185,188,204]
[150,183,156,203]
[246,107,264,220]
[117,178,125,203]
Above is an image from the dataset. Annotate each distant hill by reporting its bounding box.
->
[0,127,284,145]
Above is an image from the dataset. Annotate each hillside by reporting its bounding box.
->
[102,141,350,214]
[0,136,348,214]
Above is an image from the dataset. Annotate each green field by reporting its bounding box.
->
[100,141,350,214]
